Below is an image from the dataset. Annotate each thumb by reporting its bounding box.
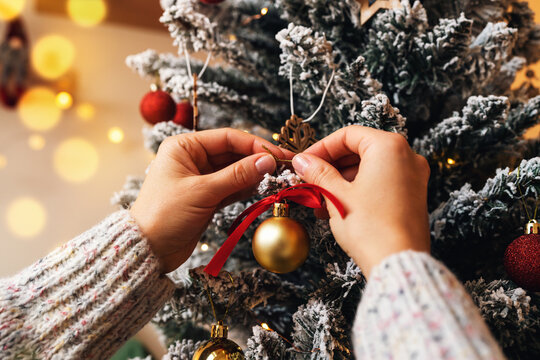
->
[205,154,276,198]
[292,153,348,196]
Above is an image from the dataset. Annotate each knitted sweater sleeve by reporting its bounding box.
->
[0,210,176,360]
[353,250,506,359]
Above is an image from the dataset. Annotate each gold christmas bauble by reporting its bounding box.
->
[252,203,310,273]
[193,321,244,360]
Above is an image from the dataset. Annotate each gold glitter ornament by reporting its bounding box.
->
[192,321,245,360]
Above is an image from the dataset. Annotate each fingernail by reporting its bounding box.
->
[292,154,310,176]
[255,154,276,175]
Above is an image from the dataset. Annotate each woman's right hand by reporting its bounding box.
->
[291,126,431,277]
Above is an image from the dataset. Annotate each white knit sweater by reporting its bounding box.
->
[0,211,506,359]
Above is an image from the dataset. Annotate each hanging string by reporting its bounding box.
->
[289,66,295,116]
[183,43,193,80]
[182,45,212,131]
[182,45,212,81]
[288,64,335,122]
[198,51,212,79]
[516,166,539,220]
[204,271,235,323]
[262,144,292,163]
[193,73,199,131]
[303,69,335,123]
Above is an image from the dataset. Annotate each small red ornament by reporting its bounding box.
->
[173,99,194,129]
[504,220,540,291]
[200,0,225,4]
[139,87,176,125]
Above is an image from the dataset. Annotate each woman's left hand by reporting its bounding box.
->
[130,128,293,273]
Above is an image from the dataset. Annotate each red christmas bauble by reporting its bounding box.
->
[139,90,176,125]
[200,0,225,4]
[504,233,540,291]
[173,99,194,129]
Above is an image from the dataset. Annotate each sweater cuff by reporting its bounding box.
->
[0,210,175,360]
[353,250,505,360]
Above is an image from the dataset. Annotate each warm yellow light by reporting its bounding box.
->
[228,34,237,41]
[76,103,96,120]
[56,91,73,109]
[108,127,124,144]
[0,154,6,169]
[201,243,209,251]
[6,197,47,239]
[18,87,62,132]
[446,158,456,165]
[261,7,268,15]
[261,323,271,331]
[54,138,99,183]
[32,35,75,80]
[272,133,279,141]
[67,0,107,27]
[28,134,46,150]
[0,0,25,21]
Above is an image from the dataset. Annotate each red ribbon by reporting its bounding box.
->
[204,184,346,276]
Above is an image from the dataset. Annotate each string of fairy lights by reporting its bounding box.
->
[0,1,124,240]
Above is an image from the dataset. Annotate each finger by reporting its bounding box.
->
[218,186,257,209]
[334,153,360,170]
[205,153,245,173]
[303,125,401,162]
[292,153,349,198]
[204,153,276,199]
[340,165,358,182]
[181,128,294,160]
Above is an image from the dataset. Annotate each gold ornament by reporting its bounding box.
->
[193,321,245,360]
[252,203,310,273]
[277,114,317,153]
[356,0,402,25]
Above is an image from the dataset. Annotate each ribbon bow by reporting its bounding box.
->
[204,184,346,276]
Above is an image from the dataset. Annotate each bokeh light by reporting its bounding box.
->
[108,127,124,144]
[18,87,62,131]
[76,103,96,120]
[272,133,279,141]
[55,91,73,109]
[67,0,107,27]
[54,138,99,183]
[31,35,75,80]
[6,197,47,239]
[201,243,209,251]
[28,134,46,150]
[0,0,25,21]
[261,323,271,331]
[0,154,6,169]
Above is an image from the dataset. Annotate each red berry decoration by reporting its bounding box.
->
[200,0,225,4]
[139,89,176,125]
[504,220,540,291]
[173,99,194,129]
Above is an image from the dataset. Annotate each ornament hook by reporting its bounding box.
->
[516,166,539,223]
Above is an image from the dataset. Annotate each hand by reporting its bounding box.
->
[292,126,430,276]
[130,128,293,273]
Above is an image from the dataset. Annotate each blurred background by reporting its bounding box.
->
[0,0,176,277]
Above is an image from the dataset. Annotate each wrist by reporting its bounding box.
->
[129,205,166,272]
[345,237,430,278]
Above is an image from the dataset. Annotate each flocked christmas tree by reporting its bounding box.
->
[119,0,540,359]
